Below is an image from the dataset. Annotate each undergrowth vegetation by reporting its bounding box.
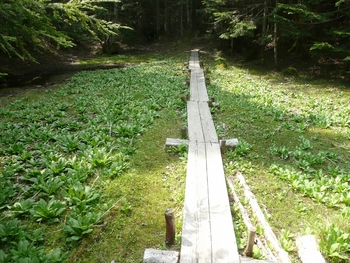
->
[0,55,188,262]
[1,47,350,262]
[205,52,350,262]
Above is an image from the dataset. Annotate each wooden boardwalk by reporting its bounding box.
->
[180,50,240,263]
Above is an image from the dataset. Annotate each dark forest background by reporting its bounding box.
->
[1,0,350,72]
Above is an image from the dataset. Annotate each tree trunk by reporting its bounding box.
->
[261,0,268,64]
[113,2,118,23]
[274,0,278,70]
[156,0,160,36]
[164,0,168,35]
[187,0,192,32]
[180,2,184,40]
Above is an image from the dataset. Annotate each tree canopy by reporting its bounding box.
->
[0,0,121,61]
[1,0,350,66]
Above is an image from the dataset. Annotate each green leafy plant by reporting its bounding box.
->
[232,140,253,157]
[120,197,132,216]
[30,199,66,223]
[8,199,35,218]
[63,182,101,210]
[279,229,296,252]
[0,218,24,244]
[252,245,265,260]
[318,224,350,262]
[105,154,130,179]
[64,212,100,243]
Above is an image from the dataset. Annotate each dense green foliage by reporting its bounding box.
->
[202,0,350,64]
[0,0,121,61]
[0,56,187,262]
[1,0,349,66]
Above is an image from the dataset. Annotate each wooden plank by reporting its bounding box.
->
[240,258,276,263]
[190,69,199,101]
[198,102,218,143]
[206,143,240,263]
[189,50,200,69]
[165,138,188,147]
[187,101,204,142]
[143,249,179,263]
[195,142,211,262]
[196,69,208,102]
[180,141,211,263]
[187,102,217,143]
[296,235,326,263]
[190,69,208,102]
[181,49,240,263]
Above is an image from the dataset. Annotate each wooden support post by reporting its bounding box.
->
[220,139,226,152]
[180,126,188,139]
[165,208,175,246]
[165,138,189,147]
[244,227,256,257]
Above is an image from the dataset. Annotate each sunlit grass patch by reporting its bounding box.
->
[202,51,350,262]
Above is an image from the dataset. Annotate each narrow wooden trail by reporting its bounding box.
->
[179,50,240,263]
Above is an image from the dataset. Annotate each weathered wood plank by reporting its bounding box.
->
[190,69,208,102]
[296,235,326,263]
[187,101,218,143]
[181,49,240,263]
[240,258,276,263]
[198,102,218,143]
[195,142,211,262]
[189,50,200,69]
[206,143,240,263]
[165,138,189,147]
[180,141,211,263]
[187,101,204,142]
[143,249,179,263]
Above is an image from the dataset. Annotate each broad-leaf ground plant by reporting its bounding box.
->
[204,51,350,262]
[0,54,188,262]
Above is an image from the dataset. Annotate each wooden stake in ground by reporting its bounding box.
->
[244,227,256,257]
[165,208,175,246]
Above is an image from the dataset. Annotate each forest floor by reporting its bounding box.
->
[1,39,349,91]
[1,39,350,262]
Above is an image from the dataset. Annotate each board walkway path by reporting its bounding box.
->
[179,50,240,263]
